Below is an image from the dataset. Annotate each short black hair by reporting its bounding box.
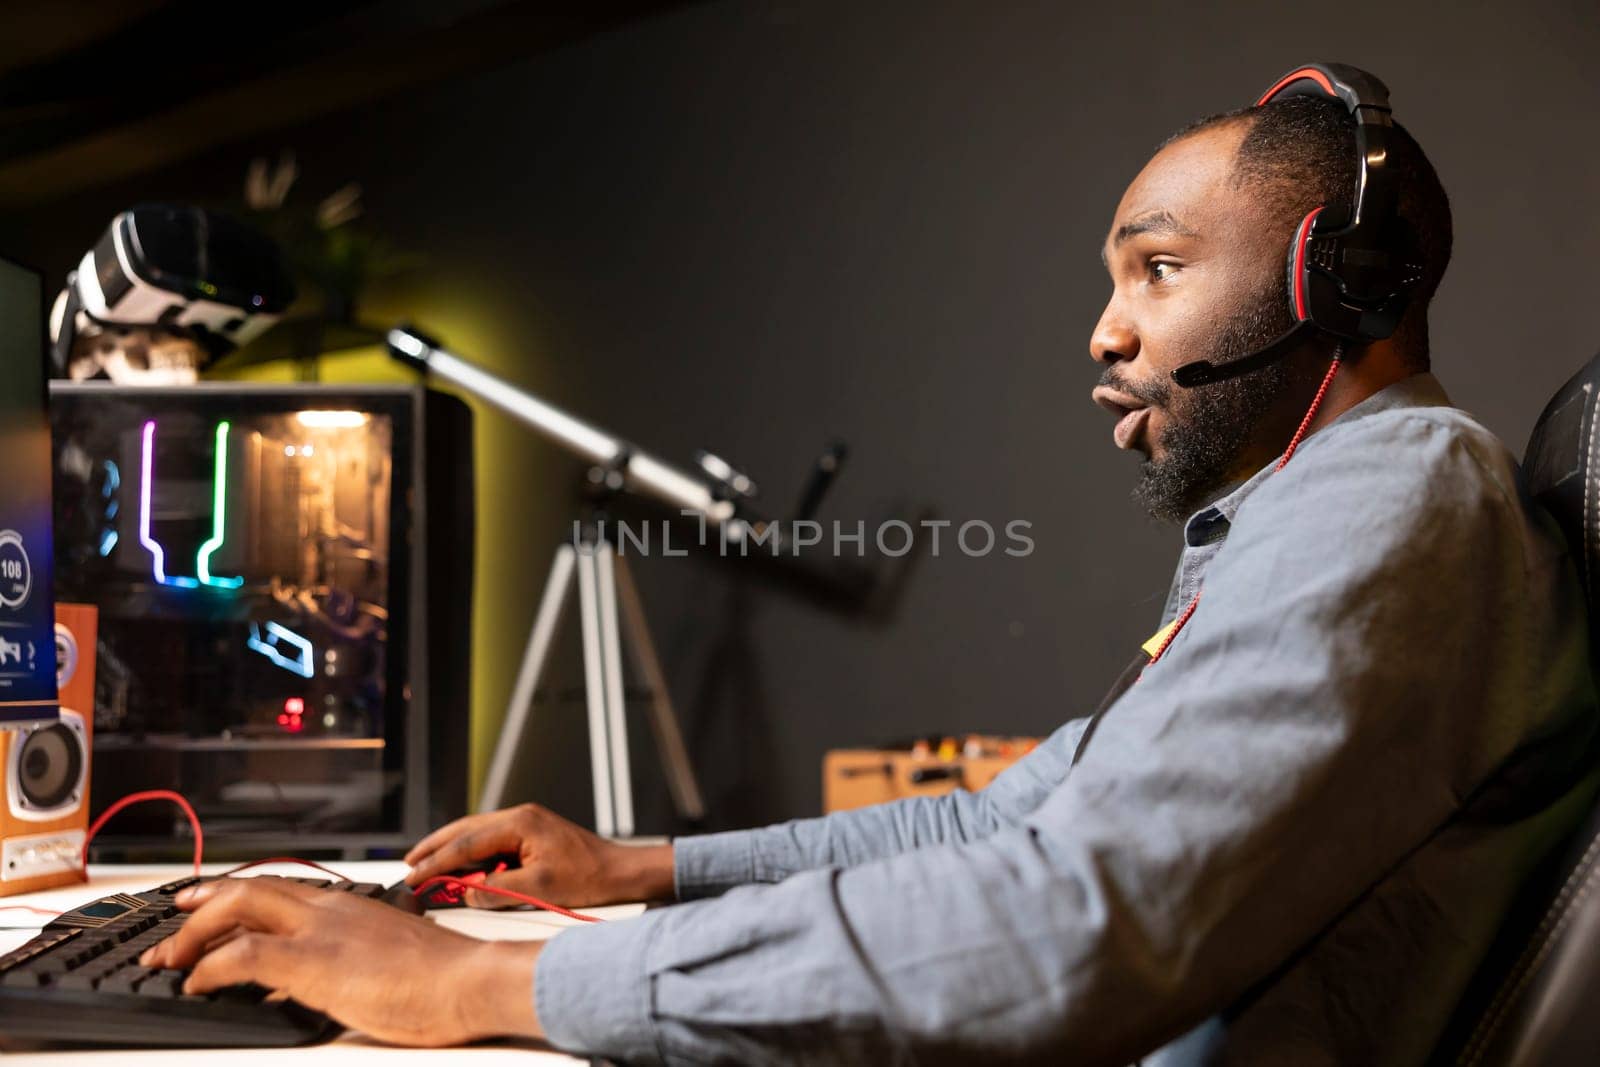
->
[1164,95,1452,370]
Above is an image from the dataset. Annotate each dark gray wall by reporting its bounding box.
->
[6,0,1599,832]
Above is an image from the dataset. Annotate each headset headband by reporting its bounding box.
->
[1255,62,1401,302]
[1256,63,1391,113]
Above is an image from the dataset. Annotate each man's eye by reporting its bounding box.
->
[1148,260,1180,283]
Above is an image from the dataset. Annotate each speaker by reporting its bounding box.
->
[1,602,95,895]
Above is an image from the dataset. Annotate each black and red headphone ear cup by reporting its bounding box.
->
[1286,205,1326,324]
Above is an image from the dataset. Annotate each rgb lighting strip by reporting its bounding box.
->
[195,421,243,589]
[138,420,198,588]
[139,419,245,589]
[247,621,315,679]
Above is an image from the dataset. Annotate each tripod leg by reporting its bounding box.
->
[594,544,635,838]
[479,544,577,813]
[576,545,617,837]
[613,553,706,821]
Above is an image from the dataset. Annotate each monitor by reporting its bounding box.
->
[0,257,59,730]
[49,382,472,854]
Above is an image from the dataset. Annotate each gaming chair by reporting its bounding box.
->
[1442,351,1600,1065]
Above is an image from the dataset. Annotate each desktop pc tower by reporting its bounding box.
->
[48,382,474,857]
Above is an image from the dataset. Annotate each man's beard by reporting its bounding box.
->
[1113,282,1307,524]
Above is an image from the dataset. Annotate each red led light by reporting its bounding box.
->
[277,713,289,725]
[284,697,305,715]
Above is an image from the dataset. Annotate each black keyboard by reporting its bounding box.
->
[0,874,418,1048]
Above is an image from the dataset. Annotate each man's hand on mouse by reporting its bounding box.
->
[139,877,543,1046]
[402,802,676,908]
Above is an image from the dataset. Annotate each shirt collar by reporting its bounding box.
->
[1181,371,1453,547]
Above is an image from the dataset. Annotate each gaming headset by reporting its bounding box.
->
[1170,62,1426,388]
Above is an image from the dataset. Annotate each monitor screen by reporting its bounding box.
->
[0,257,59,727]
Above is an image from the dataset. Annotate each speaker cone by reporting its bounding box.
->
[17,723,83,810]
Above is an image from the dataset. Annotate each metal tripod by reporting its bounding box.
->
[478,524,705,837]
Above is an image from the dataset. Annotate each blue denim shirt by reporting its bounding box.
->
[536,372,1600,1065]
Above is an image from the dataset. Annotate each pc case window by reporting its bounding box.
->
[50,389,407,842]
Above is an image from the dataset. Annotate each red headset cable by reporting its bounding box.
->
[1147,591,1201,666]
[1275,350,1343,472]
[1146,349,1343,668]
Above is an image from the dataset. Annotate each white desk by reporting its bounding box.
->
[0,862,644,1063]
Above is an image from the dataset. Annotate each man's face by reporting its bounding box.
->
[1091,120,1307,522]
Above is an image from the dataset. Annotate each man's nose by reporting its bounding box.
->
[1090,303,1138,366]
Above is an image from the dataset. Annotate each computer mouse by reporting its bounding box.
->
[379,880,427,915]
[410,852,523,910]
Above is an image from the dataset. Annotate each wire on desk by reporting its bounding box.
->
[81,790,203,877]
[74,792,600,925]
[77,794,347,887]
[221,857,353,881]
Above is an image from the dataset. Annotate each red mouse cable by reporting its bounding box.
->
[409,875,604,923]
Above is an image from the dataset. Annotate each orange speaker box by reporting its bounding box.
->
[0,603,95,896]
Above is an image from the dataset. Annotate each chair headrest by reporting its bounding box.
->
[1524,351,1600,656]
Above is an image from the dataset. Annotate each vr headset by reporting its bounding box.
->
[50,204,296,377]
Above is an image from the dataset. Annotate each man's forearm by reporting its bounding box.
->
[616,841,676,901]
[673,721,1084,900]
[462,941,545,1042]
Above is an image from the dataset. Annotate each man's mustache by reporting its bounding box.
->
[1097,367,1170,409]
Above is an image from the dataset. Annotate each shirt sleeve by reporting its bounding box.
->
[674,715,1091,898]
[536,411,1581,1064]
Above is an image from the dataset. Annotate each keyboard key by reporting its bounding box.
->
[137,970,186,997]
[78,934,117,956]
[30,959,70,984]
[209,982,271,1004]
[0,968,45,988]
[99,968,144,995]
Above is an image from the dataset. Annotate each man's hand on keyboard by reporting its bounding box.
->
[139,877,543,1047]
[403,802,675,907]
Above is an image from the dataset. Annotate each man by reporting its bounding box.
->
[142,77,1599,1063]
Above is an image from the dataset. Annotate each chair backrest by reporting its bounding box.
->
[1444,352,1600,1065]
